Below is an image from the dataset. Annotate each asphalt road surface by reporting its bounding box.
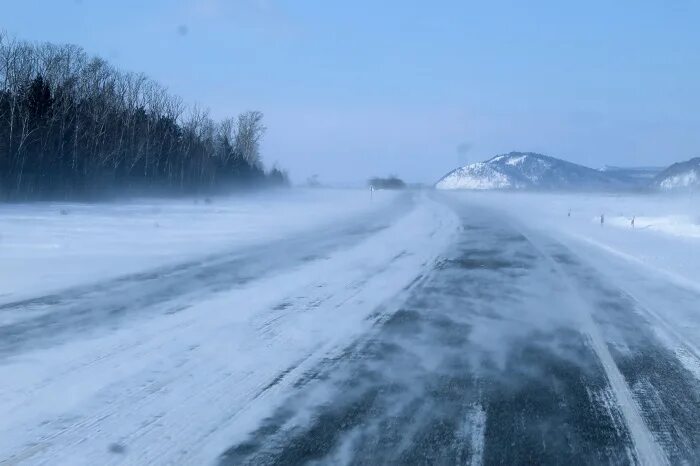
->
[220,196,700,466]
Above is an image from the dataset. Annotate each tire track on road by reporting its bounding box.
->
[219,202,643,465]
[519,231,669,466]
[519,230,700,465]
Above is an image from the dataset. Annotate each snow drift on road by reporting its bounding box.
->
[0,191,460,466]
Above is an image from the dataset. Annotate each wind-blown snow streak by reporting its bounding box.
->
[0,189,400,303]
[467,404,486,466]
[522,232,669,466]
[0,193,459,466]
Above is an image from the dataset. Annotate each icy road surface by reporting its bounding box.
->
[0,191,699,465]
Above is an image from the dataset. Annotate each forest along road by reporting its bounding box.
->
[1,192,699,465]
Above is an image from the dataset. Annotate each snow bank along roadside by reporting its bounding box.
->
[0,188,396,303]
[608,214,700,239]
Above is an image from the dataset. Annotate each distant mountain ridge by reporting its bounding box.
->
[436,152,628,191]
[653,158,700,191]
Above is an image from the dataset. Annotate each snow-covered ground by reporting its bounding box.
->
[1,189,699,464]
[0,189,395,303]
[454,191,700,290]
[0,190,460,465]
[608,214,700,239]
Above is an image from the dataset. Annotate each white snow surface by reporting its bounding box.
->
[2,189,699,465]
[659,169,699,190]
[505,154,527,166]
[0,191,460,465]
[435,163,515,190]
[454,191,700,290]
[608,214,700,239]
[0,189,397,303]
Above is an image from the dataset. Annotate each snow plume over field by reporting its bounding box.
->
[0,189,396,303]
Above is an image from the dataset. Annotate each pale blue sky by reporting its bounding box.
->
[4,0,700,184]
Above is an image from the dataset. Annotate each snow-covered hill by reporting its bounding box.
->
[654,157,700,191]
[434,161,517,190]
[436,152,625,191]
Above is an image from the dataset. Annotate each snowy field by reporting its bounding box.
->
[0,189,395,303]
[0,189,461,465]
[1,189,699,465]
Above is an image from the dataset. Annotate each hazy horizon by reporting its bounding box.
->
[4,0,700,185]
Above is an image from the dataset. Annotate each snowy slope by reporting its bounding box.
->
[436,152,630,191]
[433,161,518,190]
[654,157,700,191]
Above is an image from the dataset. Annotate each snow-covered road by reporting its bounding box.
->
[1,191,699,465]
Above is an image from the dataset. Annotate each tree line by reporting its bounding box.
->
[0,33,287,200]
